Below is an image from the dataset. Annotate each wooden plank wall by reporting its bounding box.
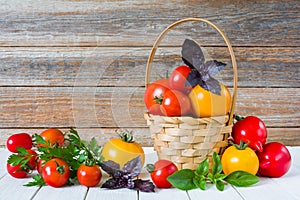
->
[0,0,299,147]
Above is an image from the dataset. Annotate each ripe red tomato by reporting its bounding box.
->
[37,159,46,174]
[7,163,28,178]
[144,78,170,115]
[6,133,32,153]
[25,149,38,170]
[161,89,192,117]
[231,116,267,152]
[77,164,102,187]
[169,65,192,93]
[149,160,178,188]
[42,158,70,187]
[256,142,291,178]
[39,128,65,147]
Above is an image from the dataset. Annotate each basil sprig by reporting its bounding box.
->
[167,152,259,191]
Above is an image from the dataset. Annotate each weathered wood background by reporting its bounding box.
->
[0,0,299,147]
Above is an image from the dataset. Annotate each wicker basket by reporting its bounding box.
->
[144,18,238,170]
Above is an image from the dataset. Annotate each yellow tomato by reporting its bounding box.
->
[101,131,145,168]
[188,83,231,118]
[221,145,259,175]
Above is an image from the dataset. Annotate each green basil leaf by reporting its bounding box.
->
[224,170,259,187]
[214,173,227,181]
[216,180,225,191]
[212,152,222,175]
[196,158,209,176]
[167,169,196,191]
[193,177,206,190]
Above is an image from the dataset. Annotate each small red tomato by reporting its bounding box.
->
[256,142,291,178]
[39,128,65,147]
[77,164,102,187]
[6,133,32,153]
[42,158,70,187]
[144,78,170,115]
[148,160,178,188]
[7,163,28,178]
[232,116,267,152]
[161,90,191,117]
[25,149,38,170]
[37,159,46,174]
[169,65,192,93]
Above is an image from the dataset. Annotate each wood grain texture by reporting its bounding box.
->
[0,0,299,47]
[0,47,299,87]
[0,0,299,146]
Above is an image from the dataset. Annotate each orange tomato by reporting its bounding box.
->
[101,131,145,168]
[221,145,259,175]
[188,83,231,118]
[39,128,65,147]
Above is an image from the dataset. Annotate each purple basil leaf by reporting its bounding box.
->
[122,156,142,178]
[205,60,226,77]
[133,179,155,192]
[186,69,203,87]
[182,39,204,69]
[102,178,127,189]
[99,160,121,177]
[204,77,221,95]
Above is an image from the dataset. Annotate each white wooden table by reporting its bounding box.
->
[0,147,299,200]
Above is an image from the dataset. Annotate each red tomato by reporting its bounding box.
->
[6,133,32,153]
[149,160,178,188]
[39,128,65,147]
[37,159,46,174]
[161,89,191,117]
[77,164,102,187]
[7,163,28,178]
[25,149,38,170]
[256,142,291,178]
[144,78,170,115]
[42,158,70,187]
[231,116,267,152]
[169,65,192,93]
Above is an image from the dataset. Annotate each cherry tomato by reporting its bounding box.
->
[169,65,192,93]
[25,149,38,170]
[161,89,192,117]
[144,78,170,115]
[6,133,32,153]
[101,130,145,168]
[39,128,65,147]
[6,163,28,178]
[77,164,102,187]
[37,159,46,174]
[221,144,259,175]
[232,116,267,152]
[149,160,178,188]
[256,142,291,178]
[42,158,70,187]
[189,83,231,118]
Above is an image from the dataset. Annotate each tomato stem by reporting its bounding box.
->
[55,160,66,174]
[231,140,249,150]
[116,129,135,143]
[153,95,163,105]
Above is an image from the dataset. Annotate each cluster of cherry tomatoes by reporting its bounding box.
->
[144,65,231,118]
[6,129,102,187]
[221,116,292,178]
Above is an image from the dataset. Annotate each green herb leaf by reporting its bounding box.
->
[167,169,196,191]
[216,180,225,191]
[193,178,206,190]
[212,152,222,175]
[24,174,46,187]
[196,157,209,176]
[224,170,259,187]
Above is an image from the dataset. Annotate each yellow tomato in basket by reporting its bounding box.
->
[101,130,145,167]
[188,83,231,118]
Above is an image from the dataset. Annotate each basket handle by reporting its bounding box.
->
[145,18,238,125]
